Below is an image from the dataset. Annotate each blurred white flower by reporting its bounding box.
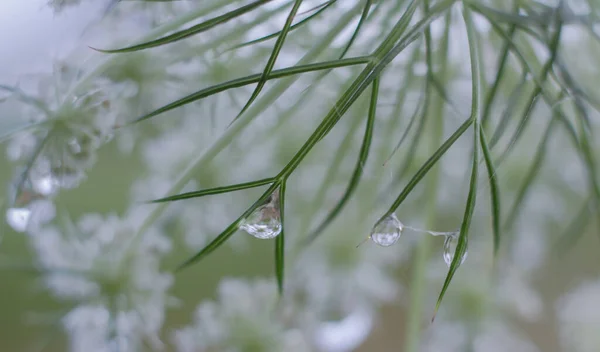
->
[30,212,173,350]
[472,320,540,352]
[173,278,311,352]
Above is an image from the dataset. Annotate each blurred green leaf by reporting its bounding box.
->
[226,0,337,52]
[229,0,305,126]
[305,77,379,244]
[134,56,372,123]
[94,0,274,53]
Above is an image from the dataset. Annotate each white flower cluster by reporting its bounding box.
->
[31,211,173,351]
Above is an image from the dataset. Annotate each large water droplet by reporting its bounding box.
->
[6,207,31,233]
[239,189,282,239]
[443,232,467,267]
[370,213,403,247]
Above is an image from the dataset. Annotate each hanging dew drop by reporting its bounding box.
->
[443,232,467,267]
[239,188,282,239]
[370,213,403,247]
[6,207,31,233]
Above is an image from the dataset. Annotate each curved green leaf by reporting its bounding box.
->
[229,0,305,126]
[176,182,280,271]
[381,116,473,221]
[503,116,556,232]
[305,77,379,244]
[133,56,371,123]
[149,177,275,203]
[434,5,482,319]
[479,126,501,258]
[338,0,373,59]
[226,0,337,52]
[481,2,518,131]
[94,0,273,53]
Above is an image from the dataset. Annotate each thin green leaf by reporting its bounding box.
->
[489,73,527,148]
[479,126,501,258]
[433,121,479,319]
[338,0,373,59]
[176,182,280,270]
[434,5,482,319]
[305,77,379,244]
[275,181,286,294]
[554,197,595,256]
[382,117,473,220]
[383,90,424,165]
[229,0,304,126]
[503,115,556,232]
[477,10,580,150]
[466,1,545,27]
[493,17,562,166]
[149,177,275,203]
[226,0,336,52]
[428,74,461,116]
[481,2,518,130]
[94,0,273,53]
[134,56,371,123]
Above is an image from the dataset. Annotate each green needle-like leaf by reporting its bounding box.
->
[479,126,501,258]
[226,0,336,52]
[381,116,473,221]
[176,183,280,271]
[229,0,304,126]
[433,120,479,320]
[384,91,424,165]
[94,0,273,53]
[338,0,373,59]
[481,3,518,131]
[275,181,286,294]
[434,5,481,320]
[554,197,595,255]
[493,16,562,166]
[489,74,527,149]
[305,77,379,244]
[149,177,275,203]
[134,56,371,123]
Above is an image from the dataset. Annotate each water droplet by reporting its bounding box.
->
[370,213,403,247]
[443,233,467,267]
[239,189,282,239]
[6,207,31,233]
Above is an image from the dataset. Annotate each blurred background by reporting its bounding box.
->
[1,1,599,351]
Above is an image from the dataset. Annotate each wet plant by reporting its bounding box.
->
[1,0,600,351]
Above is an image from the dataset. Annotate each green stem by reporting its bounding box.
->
[128,1,367,249]
[404,7,450,352]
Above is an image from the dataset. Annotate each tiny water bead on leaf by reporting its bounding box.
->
[239,189,282,240]
[443,232,467,267]
[370,213,403,247]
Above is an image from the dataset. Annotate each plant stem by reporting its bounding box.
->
[128,1,366,248]
[404,6,450,351]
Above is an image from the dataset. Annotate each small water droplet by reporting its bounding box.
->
[443,233,467,267]
[370,213,403,247]
[239,189,282,239]
[6,207,31,233]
